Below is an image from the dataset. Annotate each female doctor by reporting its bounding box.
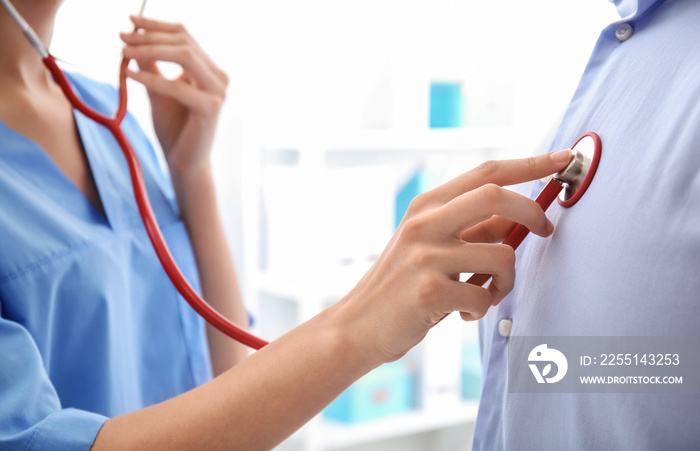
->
[0,1,571,449]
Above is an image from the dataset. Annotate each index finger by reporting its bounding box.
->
[430,184,554,238]
[128,16,229,87]
[433,149,573,204]
[130,15,185,33]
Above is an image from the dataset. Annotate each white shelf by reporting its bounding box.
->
[259,126,520,155]
[319,402,479,450]
[259,264,372,305]
[328,127,516,152]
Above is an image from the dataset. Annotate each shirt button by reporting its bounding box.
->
[615,23,634,42]
[498,319,513,337]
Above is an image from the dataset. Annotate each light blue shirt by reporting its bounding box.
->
[0,73,212,449]
[474,0,700,449]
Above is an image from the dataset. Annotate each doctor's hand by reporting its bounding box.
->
[120,16,226,187]
[328,150,572,366]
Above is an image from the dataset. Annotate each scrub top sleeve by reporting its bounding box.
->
[0,316,107,451]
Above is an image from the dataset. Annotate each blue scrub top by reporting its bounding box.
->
[474,0,700,449]
[0,72,212,449]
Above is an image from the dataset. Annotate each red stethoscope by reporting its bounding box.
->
[1,0,268,350]
[2,0,601,350]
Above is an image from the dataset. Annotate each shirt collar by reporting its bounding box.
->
[611,0,662,20]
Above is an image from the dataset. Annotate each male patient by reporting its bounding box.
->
[474,0,700,449]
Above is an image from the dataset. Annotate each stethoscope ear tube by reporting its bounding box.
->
[0,0,49,58]
[4,0,269,348]
[111,104,270,350]
[42,54,270,350]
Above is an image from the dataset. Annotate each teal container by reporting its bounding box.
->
[394,167,426,230]
[429,81,464,128]
[323,360,413,423]
[462,342,483,400]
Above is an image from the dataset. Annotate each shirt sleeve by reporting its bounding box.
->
[0,315,107,451]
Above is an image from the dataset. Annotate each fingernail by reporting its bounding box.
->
[550,149,573,163]
[546,219,555,235]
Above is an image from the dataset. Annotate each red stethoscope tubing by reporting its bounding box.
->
[466,177,564,287]
[43,55,269,350]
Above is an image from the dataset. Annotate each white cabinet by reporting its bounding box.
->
[240,127,519,451]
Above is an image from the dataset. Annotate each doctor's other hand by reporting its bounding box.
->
[121,16,226,179]
[328,150,572,366]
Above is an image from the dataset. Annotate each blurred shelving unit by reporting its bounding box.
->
[240,126,520,451]
[319,402,479,450]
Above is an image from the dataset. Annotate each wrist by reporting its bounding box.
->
[168,162,216,221]
[320,295,387,373]
[168,155,213,186]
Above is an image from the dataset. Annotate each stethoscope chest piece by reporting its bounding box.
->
[556,132,602,207]
[466,131,602,287]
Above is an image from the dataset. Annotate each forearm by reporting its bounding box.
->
[93,307,373,450]
[170,163,250,374]
[91,150,570,449]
